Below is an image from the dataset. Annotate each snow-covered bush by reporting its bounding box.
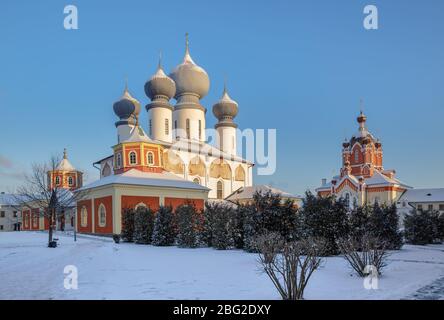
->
[231,204,245,249]
[204,202,235,250]
[152,206,176,246]
[404,210,442,245]
[337,234,389,277]
[243,191,300,252]
[134,206,155,244]
[348,205,372,241]
[176,204,199,248]
[255,232,325,300]
[299,191,349,256]
[121,208,135,242]
[368,203,403,250]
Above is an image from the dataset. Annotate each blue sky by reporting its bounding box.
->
[1,0,443,195]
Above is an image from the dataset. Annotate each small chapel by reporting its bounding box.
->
[316,111,411,208]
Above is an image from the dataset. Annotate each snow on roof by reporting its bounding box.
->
[77,169,210,192]
[226,185,301,202]
[95,139,254,168]
[0,193,20,206]
[316,171,411,192]
[365,170,411,188]
[56,158,75,171]
[399,188,444,203]
[123,126,152,143]
[206,199,238,208]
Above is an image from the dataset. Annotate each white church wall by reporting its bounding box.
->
[148,107,172,143]
[173,109,206,142]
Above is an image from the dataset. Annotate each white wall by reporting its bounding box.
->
[117,124,135,143]
[216,126,237,155]
[0,206,21,231]
[173,109,206,142]
[148,107,172,143]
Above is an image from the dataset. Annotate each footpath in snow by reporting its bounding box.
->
[0,232,443,300]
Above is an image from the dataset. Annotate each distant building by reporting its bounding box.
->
[397,188,444,219]
[21,149,81,232]
[0,193,21,231]
[316,111,411,208]
[226,185,303,208]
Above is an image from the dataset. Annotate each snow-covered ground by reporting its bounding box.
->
[1,232,443,300]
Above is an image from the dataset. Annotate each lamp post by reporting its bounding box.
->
[74,208,77,242]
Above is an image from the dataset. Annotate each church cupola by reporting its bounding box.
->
[145,55,176,143]
[113,84,141,143]
[357,110,368,137]
[48,148,83,190]
[170,34,209,142]
[113,125,164,175]
[212,84,239,155]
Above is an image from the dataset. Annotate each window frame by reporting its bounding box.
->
[217,180,223,200]
[116,153,122,168]
[165,118,169,135]
[147,151,154,165]
[80,206,88,227]
[129,151,137,165]
[186,118,190,139]
[98,203,106,227]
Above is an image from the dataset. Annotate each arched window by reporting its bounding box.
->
[24,213,29,228]
[193,177,200,185]
[116,153,122,168]
[33,213,38,228]
[165,119,169,135]
[135,202,147,210]
[102,163,111,177]
[68,176,74,186]
[129,151,137,165]
[186,118,190,139]
[147,152,154,165]
[345,193,350,208]
[98,204,106,227]
[354,149,359,162]
[81,206,87,227]
[55,176,60,186]
[217,181,223,200]
[374,197,380,205]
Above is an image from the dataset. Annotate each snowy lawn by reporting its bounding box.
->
[1,231,443,300]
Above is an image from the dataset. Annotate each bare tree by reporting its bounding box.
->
[13,155,87,247]
[255,232,325,300]
[337,234,389,277]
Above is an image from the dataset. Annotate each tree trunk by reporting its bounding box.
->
[48,208,54,246]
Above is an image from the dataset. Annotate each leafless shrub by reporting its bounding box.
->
[255,232,325,300]
[12,155,88,247]
[337,234,389,277]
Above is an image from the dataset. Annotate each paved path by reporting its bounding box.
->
[405,276,444,300]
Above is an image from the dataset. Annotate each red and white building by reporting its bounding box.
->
[22,149,81,231]
[74,36,256,235]
[316,111,411,207]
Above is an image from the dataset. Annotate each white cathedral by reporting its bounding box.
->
[95,35,253,200]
